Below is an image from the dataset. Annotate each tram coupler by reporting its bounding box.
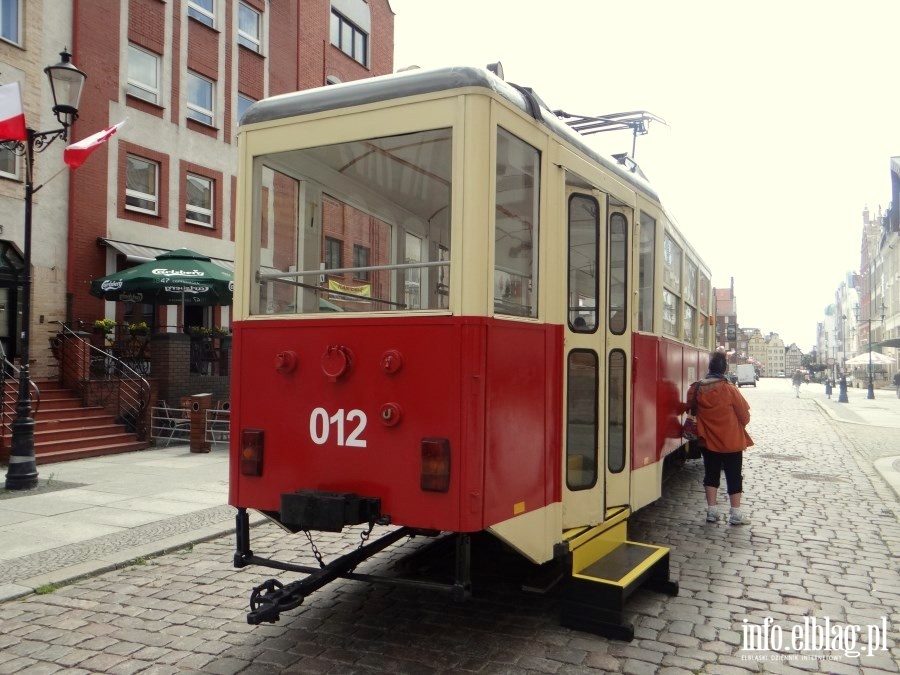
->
[246,526,413,625]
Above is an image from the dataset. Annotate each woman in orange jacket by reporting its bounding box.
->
[687,351,754,525]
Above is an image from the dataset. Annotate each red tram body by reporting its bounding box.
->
[229,65,713,640]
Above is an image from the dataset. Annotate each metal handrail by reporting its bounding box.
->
[50,322,151,441]
[0,340,41,449]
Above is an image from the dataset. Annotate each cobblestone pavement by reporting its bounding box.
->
[0,383,899,674]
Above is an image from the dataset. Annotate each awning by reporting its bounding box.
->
[877,338,900,349]
[99,238,234,272]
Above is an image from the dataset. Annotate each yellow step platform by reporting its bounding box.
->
[559,518,678,641]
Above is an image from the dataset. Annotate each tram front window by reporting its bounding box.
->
[251,128,452,315]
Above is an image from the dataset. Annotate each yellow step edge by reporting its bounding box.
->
[572,543,669,589]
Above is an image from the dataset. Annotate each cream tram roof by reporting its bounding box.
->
[241,66,710,275]
[240,66,661,203]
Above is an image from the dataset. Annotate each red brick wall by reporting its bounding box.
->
[67,0,395,324]
[70,0,124,323]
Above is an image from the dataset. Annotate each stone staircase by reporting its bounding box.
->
[0,378,149,465]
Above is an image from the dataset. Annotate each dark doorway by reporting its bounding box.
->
[0,241,26,363]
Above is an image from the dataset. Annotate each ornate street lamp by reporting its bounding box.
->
[855,299,887,401]
[2,50,87,490]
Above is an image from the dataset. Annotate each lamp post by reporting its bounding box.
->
[2,50,86,490]
[855,300,887,401]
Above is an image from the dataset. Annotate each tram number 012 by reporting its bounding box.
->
[309,407,367,447]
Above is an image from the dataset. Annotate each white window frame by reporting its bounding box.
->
[186,173,214,228]
[237,3,261,53]
[125,155,159,216]
[0,144,18,179]
[0,0,20,45]
[187,72,215,126]
[188,0,215,28]
[127,44,160,105]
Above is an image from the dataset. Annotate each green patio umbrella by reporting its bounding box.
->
[90,248,234,306]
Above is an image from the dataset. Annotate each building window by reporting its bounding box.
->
[0,0,19,44]
[353,244,370,281]
[188,0,214,27]
[0,144,17,179]
[126,155,159,215]
[325,237,342,269]
[237,94,254,124]
[186,173,213,227]
[127,44,160,105]
[238,3,261,52]
[330,9,368,67]
[187,72,214,126]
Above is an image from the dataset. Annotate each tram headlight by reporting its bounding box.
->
[420,438,451,492]
[240,429,264,476]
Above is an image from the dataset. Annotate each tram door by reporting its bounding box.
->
[563,187,633,528]
[604,202,633,511]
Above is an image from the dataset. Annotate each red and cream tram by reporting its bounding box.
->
[229,65,713,640]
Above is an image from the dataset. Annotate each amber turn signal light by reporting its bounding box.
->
[240,429,264,476]
[421,437,450,492]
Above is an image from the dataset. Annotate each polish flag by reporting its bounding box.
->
[63,119,126,169]
[0,82,27,142]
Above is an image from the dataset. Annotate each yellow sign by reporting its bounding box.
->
[328,279,371,297]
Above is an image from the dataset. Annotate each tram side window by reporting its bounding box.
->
[662,234,682,337]
[609,213,627,335]
[638,212,655,332]
[494,128,540,318]
[684,259,698,344]
[568,194,598,331]
[607,349,626,474]
[251,128,452,314]
[699,273,711,347]
[566,350,598,490]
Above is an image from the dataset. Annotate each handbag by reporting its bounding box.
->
[682,383,701,441]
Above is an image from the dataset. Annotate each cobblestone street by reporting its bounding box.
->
[0,380,898,674]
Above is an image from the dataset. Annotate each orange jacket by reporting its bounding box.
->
[687,377,754,453]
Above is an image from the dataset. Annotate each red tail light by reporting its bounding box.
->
[241,429,264,476]
[421,438,450,492]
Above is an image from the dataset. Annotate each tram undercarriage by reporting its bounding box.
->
[233,499,679,642]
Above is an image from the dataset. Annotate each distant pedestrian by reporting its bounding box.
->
[685,351,754,526]
[894,371,900,398]
[791,370,803,398]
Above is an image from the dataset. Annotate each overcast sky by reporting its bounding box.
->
[390,1,900,350]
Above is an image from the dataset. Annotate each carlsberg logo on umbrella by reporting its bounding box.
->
[152,268,205,276]
[101,280,124,291]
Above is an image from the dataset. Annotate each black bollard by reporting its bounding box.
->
[838,375,849,403]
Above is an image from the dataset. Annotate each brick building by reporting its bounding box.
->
[1,0,395,377]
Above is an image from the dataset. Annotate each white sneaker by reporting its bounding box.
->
[706,507,718,523]
[728,510,749,526]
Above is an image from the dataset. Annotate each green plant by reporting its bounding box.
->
[212,326,230,337]
[189,326,211,337]
[129,321,149,335]
[93,318,117,332]
[35,583,59,595]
